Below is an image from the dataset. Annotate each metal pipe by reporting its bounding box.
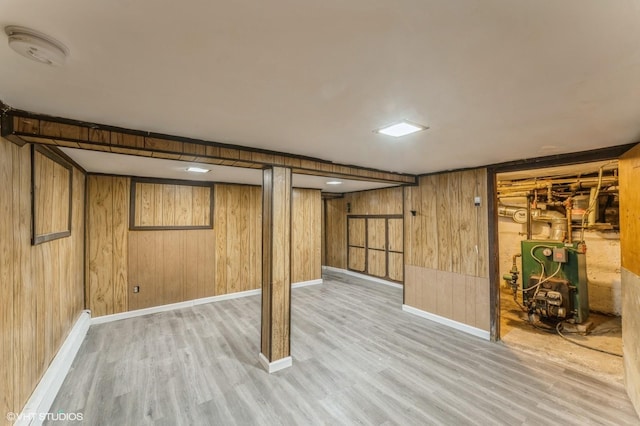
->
[498,204,567,241]
[565,198,572,244]
[526,195,533,239]
[498,176,617,193]
[588,187,598,226]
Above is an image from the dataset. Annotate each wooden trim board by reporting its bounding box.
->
[31,145,73,245]
[258,353,292,374]
[15,311,91,426]
[2,110,416,185]
[91,279,322,325]
[402,304,490,341]
[322,266,403,289]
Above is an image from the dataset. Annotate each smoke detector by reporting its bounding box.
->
[5,26,68,66]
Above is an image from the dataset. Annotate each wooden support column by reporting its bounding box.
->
[260,166,293,373]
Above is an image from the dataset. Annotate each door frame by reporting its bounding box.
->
[486,143,635,342]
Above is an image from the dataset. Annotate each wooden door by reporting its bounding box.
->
[346,215,404,283]
[387,218,404,281]
[347,217,366,272]
[367,218,387,277]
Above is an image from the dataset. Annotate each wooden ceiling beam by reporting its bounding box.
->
[1,109,417,185]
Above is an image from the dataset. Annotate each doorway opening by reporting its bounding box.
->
[496,160,624,381]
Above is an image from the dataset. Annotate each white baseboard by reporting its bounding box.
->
[91,279,323,325]
[91,289,262,325]
[259,353,293,373]
[16,310,91,426]
[322,266,403,289]
[292,278,323,288]
[402,304,490,341]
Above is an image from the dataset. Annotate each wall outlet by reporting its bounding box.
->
[133,286,140,293]
[474,196,481,206]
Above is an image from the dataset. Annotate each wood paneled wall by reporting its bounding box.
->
[620,143,640,417]
[87,175,262,316]
[214,184,262,294]
[128,230,215,310]
[87,177,322,317]
[404,169,490,331]
[620,143,640,276]
[325,198,347,269]
[292,189,322,283]
[324,187,404,269]
[0,138,85,425]
[87,176,130,317]
[33,147,71,239]
[132,180,212,228]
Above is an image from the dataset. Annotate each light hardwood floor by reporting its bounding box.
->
[47,271,639,425]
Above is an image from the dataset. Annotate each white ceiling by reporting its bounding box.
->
[2,1,640,176]
[60,147,397,193]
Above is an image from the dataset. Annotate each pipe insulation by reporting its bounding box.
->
[498,204,567,241]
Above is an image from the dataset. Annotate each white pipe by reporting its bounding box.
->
[498,204,566,241]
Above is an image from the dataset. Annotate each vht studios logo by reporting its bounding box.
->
[6,410,84,422]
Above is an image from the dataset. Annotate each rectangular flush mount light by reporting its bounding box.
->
[186,167,210,173]
[376,120,427,137]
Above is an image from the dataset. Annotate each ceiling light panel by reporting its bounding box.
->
[376,121,427,137]
[186,167,210,173]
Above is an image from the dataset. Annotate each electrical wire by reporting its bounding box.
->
[555,322,623,357]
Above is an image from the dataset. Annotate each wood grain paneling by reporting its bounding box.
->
[388,252,404,282]
[214,184,262,295]
[131,179,213,229]
[292,189,322,283]
[348,247,366,272]
[404,168,490,331]
[32,146,72,243]
[261,167,292,362]
[5,111,416,185]
[0,137,85,423]
[367,218,386,250]
[87,176,130,317]
[87,179,266,317]
[367,249,386,278]
[345,215,403,282]
[388,218,403,253]
[0,136,14,424]
[622,268,640,418]
[620,143,640,417]
[405,169,488,277]
[325,198,347,268]
[620,143,640,275]
[324,188,403,269]
[128,230,215,310]
[348,217,365,247]
[347,187,404,215]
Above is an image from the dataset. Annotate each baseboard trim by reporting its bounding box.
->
[91,279,323,325]
[16,310,91,426]
[292,278,323,288]
[322,266,403,289]
[91,289,262,325]
[402,304,490,341]
[259,353,293,373]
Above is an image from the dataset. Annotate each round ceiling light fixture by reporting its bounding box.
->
[5,26,68,66]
